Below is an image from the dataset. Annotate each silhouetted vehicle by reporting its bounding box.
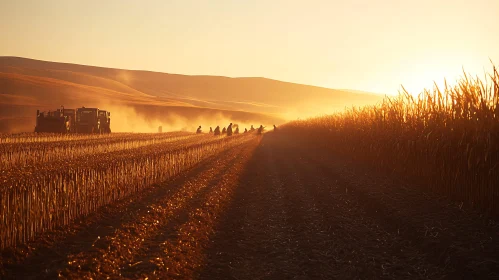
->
[227,123,233,136]
[75,107,111,133]
[35,106,112,134]
[222,127,227,134]
[35,108,72,133]
[196,126,202,134]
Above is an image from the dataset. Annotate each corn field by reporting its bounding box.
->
[284,66,499,215]
[0,132,254,250]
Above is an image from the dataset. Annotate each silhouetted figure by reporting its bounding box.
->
[257,125,265,134]
[222,127,227,134]
[234,127,239,134]
[244,128,248,133]
[209,127,213,133]
[273,124,277,132]
[250,125,255,132]
[196,126,202,134]
[227,123,233,136]
[214,126,221,136]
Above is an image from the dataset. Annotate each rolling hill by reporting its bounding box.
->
[0,56,384,133]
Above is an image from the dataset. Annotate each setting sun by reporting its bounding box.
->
[395,52,490,97]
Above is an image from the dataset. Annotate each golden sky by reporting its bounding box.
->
[1,0,498,95]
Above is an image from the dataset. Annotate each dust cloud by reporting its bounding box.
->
[104,104,263,133]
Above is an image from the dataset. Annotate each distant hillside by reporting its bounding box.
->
[0,56,384,133]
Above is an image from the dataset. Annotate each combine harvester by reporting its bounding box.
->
[35,106,111,133]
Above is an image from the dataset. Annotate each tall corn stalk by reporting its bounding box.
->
[285,65,499,215]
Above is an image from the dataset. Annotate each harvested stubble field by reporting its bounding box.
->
[0,128,498,279]
[0,132,252,250]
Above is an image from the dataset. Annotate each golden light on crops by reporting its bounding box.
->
[0,132,255,249]
[285,64,499,214]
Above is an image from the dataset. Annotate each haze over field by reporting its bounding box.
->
[0,57,383,133]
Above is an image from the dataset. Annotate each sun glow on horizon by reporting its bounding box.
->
[391,51,495,98]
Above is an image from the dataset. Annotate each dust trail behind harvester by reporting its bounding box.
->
[103,103,272,133]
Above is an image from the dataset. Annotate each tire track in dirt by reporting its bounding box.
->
[272,139,340,279]
[199,135,306,279]
[253,146,303,278]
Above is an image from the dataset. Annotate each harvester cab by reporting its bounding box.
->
[98,110,111,133]
[76,107,100,133]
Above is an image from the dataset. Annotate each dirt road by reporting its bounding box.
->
[1,133,499,279]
